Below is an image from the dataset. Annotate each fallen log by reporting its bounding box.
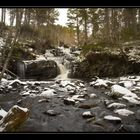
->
[0,105,29,132]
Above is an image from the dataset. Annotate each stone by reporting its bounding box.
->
[82,111,94,118]
[114,109,134,116]
[0,105,29,132]
[21,60,59,80]
[38,99,49,103]
[107,103,126,109]
[63,98,75,105]
[122,96,140,105]
[90,93,97,99]
[40,89,57,98]
[43,110,59,116]
[104,115,121,123]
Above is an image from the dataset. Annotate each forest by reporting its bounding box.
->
[0,8,140,132]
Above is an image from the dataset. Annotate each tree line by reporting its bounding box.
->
[67,8,140,46]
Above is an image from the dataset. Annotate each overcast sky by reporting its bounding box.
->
[0,8,68,26]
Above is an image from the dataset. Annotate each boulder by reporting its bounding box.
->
[0,105,29,132]
[17,60,59,80]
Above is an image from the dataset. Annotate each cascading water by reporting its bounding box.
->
[45,49,69,80]
[55,63,69,80]
[17,61,26,79]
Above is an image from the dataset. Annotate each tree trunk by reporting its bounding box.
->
[76,17,80,46]
[0,13,19,81]
[1,8,4,23]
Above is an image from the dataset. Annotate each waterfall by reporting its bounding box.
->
[17,61,26,79]
[56,63,69,80]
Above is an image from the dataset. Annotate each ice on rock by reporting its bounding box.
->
[114,109,134,116]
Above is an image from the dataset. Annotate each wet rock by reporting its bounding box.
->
[107,103,126,109]
[104,99,114,106]
[43,110,60,116]
[135,109,140,122]
[23,60,59,79]
[82,111,95,118]
[17,99,22,105]
[63,98,75,105]
[104,115,122,124]
[0,105,29,132]
[78,104,97,109]
[114,109,134,116]
[118,124,137,132]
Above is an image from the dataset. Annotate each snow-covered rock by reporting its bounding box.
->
[104,115,121,123]
[107,103,126,109]
[66,85,75,91]
[21,91,30,96]
[63,98,75,105]
[110,85,138,98]
[90,78,114,88]
[114,109,134,116]
[122,96,140,105]
[89,93,97,99]
[0,105,29,132]
[0,108,7,118]
[119,81,134,89]
[40,89,57,98]
[82,111,94,118]
[9,79,26,87]
[71,95,85,101]
[60,80,71,87]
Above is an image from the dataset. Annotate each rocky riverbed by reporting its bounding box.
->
[1,75,140,132]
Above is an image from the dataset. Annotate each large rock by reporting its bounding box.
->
[0,105,29,132]
[17,60,59,80]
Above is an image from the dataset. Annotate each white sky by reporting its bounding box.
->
[0,8,68,26]
[55,8,68,26]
